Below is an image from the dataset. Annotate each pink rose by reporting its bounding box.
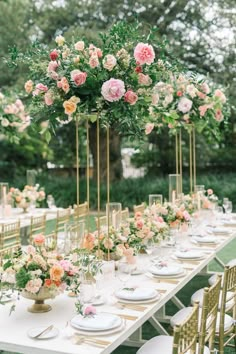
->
[36,83,48,92]
[124,90,138,105]
[199,105,209,117]
[177,91,183,97]
[33,234,45,246]
[74,41,85,51]
[177,97,193,113]
[135,211,142,219]
[201,82,210,94]
[197,91,206,99]
[101,78,125,102]
[71,70,87,86]
[84,305,96,316]
[25,278,42,294]
[183,210,190,221]
[152,93,159,105]
[214,89,226,103]
[50,49,58,61]
[27,245,36,255]
[135,65,142,73]
[145,123,154,135]
[207,189,213,195]
[134,43,155,65]
[89,54,99,68]
[103,238,114,249]
[136,219,144,229]
[89,44,102,58]
[215,109,223,122]
[138,73,152,86]
[44,91,54,106]
[103,54,117,71]
[57,77,70,93]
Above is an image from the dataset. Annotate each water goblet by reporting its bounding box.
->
[47,195,56,209]
[224,201,232,220]
[116,261,131,288]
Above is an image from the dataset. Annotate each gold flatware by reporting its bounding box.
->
[33,325,54,339]
[156,289,167,293]
[117,303,147,311]
[74,335,111,347]
[117,313,138,321]
[153,278,180,284]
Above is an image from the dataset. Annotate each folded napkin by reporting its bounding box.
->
[71,313,121,330]
[193,236,216,243]
[116,287,157,301]
[175,250,204,259]
[149,265,183,276]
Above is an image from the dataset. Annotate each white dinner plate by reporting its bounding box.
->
[150,270,186,279]
[28,326,59,340]
[71,312,122,332]
[193,236,217,244]
[71,319,125,336]
[117,293,161,304]
[0,291,16,303]
[115,288,157,301]
[149,265,183,276]
[213,228,230,234]
[175,250,204,259]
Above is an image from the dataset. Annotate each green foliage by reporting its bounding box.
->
[15,267,31,289]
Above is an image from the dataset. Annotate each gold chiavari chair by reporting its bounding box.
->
[137,303,200,354]
[0,221,21,263]
[29,214,46,244]
[95,215,107,229]
[121,207,129,221]
[133,203,145,214]
[45,207,71,250]
[215,265,236,354]
[73,202,88,222]
[170,276,221,353]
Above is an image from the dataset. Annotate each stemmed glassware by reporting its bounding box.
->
[47,195,56,209]
[224,201,233,220]
[116,261,132,288]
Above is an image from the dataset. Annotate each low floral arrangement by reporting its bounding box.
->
[146,73,229,138]
[7,184,46,209]
[75,303,97,317]
[0,234,79,299]
[0,93,31,142]
[150,203,191,228]
[10,21,178,139]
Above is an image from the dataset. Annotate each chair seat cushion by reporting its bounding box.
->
[208,259,236,286]
[191,288,234,310]
[170,307,233,333]
[137,335,210,354]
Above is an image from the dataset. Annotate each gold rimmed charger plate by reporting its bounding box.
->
[71,319,126,336]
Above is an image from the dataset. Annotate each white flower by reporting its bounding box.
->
[186,84,197,98]
[1,118,9,127]
[55,35,65,46]
[1,268,16,284]
[103,54,117,71]
[178,97,193,113]
[163,94,173,106]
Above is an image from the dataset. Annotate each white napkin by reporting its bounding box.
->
[116,287,157,300]
[213,227,230,234]
[71,313,121,331]
[149,265,183,276]
[175,250,203,259]
[193,236,216,243]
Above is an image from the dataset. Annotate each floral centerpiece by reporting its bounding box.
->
[0,234,79,312]
[151,202,191,229]
[146,73,229,138]
[0,93,31,142]
[201,188,218,209]
[10,21,178,139]
[7,184,46,211]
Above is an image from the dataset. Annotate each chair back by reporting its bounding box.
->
[198,275,222,354]
[218,265,236,347]
[0,221,21,263]
[29,214,46,243]
[133,203,145,214]
[55,207,71,237]
[173,303,199,354]
[73,202,88,222]
[121,207,129,222]
[95,215,107,229]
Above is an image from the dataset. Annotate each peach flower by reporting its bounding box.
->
[50,264,64,282]
[57,77,70,93]
[33,234,45,246]
[25,278,42,294]
[24,80,34,94]
[138,73,152,86]
[145,123,154,135]
[134,42,155,65]
[89,54,99,68]
[103,238,114,249]
[124,90,138,105]
[44,91,54,106]
[70,70,87,86]
[103,54,117,71]
[63,99,77,115]
[74,41,85,51]
[214,89,226,103]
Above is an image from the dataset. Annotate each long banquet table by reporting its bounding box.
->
[0,222,235,354]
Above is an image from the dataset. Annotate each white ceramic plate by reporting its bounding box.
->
[28,326,59,340]
[117,293,161,304]
[115,288,157,301]
[150,270,186,279]
[71,319,125,336]
[91,295,105,306]
[71,313,122,332]
[175,250,204,259]
[213,228,230,234]
[149,265,183,276]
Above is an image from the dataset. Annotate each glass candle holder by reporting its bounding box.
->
[149,194,163,206]
[63,220,85,254]
[0,182,9,206]
[26,170,37,186]
[106,202,122,230]
[168,174,181,203]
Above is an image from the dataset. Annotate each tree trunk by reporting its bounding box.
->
[89,122,123,182]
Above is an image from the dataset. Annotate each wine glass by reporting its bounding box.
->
[116,261,131,288]
[224,201,233,220]
[47,195,56,209]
